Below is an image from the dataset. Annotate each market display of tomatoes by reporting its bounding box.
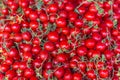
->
[0,0,120,80]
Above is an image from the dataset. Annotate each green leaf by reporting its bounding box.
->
[36,1,43,10]
[95,3,104,14]
[47,70,52,74]
[98,8,104,14]
[108,10,113,15]
[17,7,22,13]
[113,19,117,27]
[94,25,98,29]
[108,1,113,5]
[88,21,93,27]
[58,49,63,53]
[87,0,93,2]
[39,26,43,31]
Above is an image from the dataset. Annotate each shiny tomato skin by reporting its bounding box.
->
[5,70,16,80]
[99,69,109,78]
[29,21,39,31]
[48,31,59,42]
[73,73,82,80]
[56,17,67,28]
[29,11,38,21]
[44,41,55,51]
[85,12,95,21]
[85,38,96,49]
[54,67,65,79]
[87,70,96,79]
[11,23,21,33]
[24,68,35,78]
[77,46,87,56]
[48,3,58,13]
[22,31,32,41]
[56,53,68,63]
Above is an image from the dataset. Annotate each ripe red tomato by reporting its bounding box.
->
[44,41,55,51]
[56,17,67,27]
[39,13,48,22]
[8,48,19,58]
[32,37,40,45]
[32,45,41,54]
[99,69,109,78]
[63,71,73,80]
[0,64,10,72]
[19,0,29,8]
[74,19,83,28]
[73,73,82,80]
[104,50,114,60]
[85,38,96,49]
[87,70,96,79]
[39,50,48,60]
[47,3,58,13]
[22,44,32,52]
[85,12,95,21]
[24,8,32,17]
[56,53,68,62]
[43,69,53,79]
[54,67,65,79]
[68,11,78,22]
[10,3,19,11]
[77,46,87,56]
[14,33,22,42]
[12,62,20,70]
[23,52,32,61]
[78,62,86,71]
[92,32,102,41]
[24,68,35,78]
[29,11,38,21]
[96,42,106,52]
[2,8,9,15]
[4,57,13,65]
[65,3,74,11]
[29,21,39,31]
[59,40,70,50]
[43,62,53,70]
[48,31,59,42]
[87,62,95,69]
[5,70,16,80]
[59,10,68,18]
[11,23,21,33]
[77,6,86,14]
[19,61,27,70]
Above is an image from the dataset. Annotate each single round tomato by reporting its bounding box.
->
[56,17,67,28]
[85,38,96,49]
[73,73,82,80]
[11,23,21,33]
[24,68,35,78]
[5,70,16,80]
[29,11,38,21]
[87,70,96,79]
[22,31,32,41]
[56,53,68,63]
[29,21,39,31]
[77,46,87,56]
[48,31,59,42]
[85,12,95,21]
[54,67,65,79]
[99,69,109,78]
[44,41,55,51]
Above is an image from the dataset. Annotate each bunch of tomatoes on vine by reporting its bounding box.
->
[0,0,120,80]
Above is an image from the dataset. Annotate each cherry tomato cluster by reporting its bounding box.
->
[0,0,120,80]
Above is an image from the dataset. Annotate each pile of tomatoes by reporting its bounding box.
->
[0,0,120,80]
